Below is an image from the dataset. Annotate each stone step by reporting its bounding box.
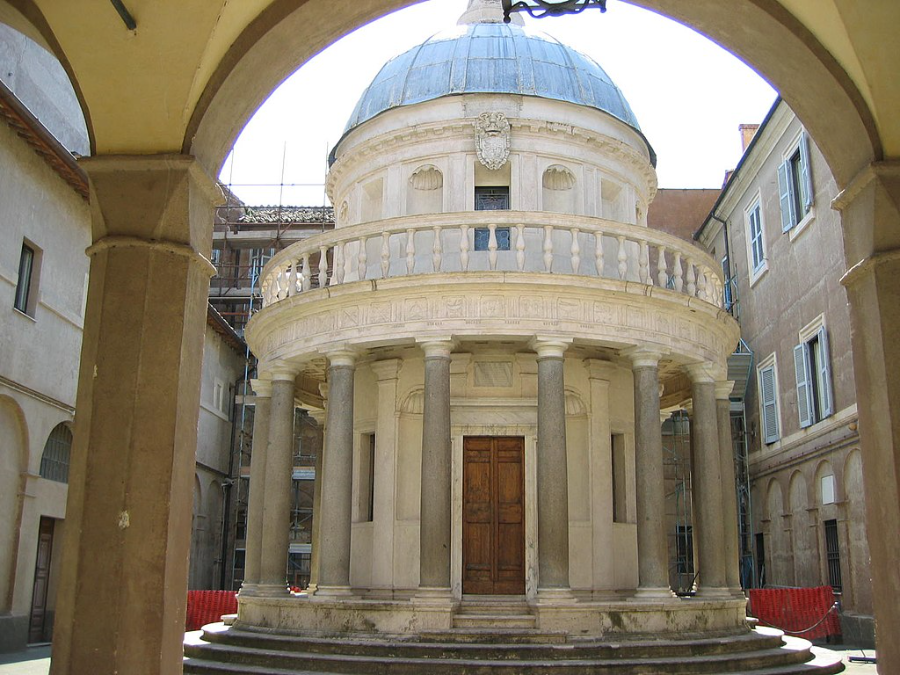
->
[452,613,536,629]
[182,630,837,675]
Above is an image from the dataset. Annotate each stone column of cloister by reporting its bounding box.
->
[257,369,297,596]
[627,349,674,599]
[533,338,573,597]
[50,156,221,675]
[687,365,729,597]
[240,379,272,595]
[315,350,357,595]
[716,381,742,594]
[418,339,455,598]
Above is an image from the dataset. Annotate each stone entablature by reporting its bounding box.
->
[258,212,726,310]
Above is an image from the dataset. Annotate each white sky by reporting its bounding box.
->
[221,0,777,206]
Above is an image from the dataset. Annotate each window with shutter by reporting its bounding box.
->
[778,131,814,232]
[794,343,814,428]
[759,362,779,444]
[795,318,835,427]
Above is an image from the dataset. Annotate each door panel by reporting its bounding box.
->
[463,437,525,594]
[29,517,54,643]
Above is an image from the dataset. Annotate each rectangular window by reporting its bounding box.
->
[794,325,833,428]
[611,433,627,523]
[358,433,376,522]
[474,227,511,251]
[474,186,509,211]
[758,358,780,444]
[777,131,814,232]
[824,519,842,593]
[14,242,39,315]
[748,202,765,272]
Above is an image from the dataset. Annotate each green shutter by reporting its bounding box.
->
[799,132,814,212]
[817,326,834,418]
[794,343,814,428]
[760,365,779,443]
[777,161,794,232]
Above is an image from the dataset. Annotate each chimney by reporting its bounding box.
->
[739,124,760,152]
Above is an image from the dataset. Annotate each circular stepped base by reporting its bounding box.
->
[184,624,844,674]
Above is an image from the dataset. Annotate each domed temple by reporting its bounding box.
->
[185,2,840,672]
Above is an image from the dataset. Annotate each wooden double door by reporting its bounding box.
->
[462,436,525,595]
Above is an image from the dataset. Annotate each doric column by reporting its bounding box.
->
[371,359,401,589]
[305,403,327,594]
[834,163,900,672]
[315,349,357,595]
[716,381,742,594]
[240,378,272,595]
[418,339,454,595]
[627,348,673,599]
[532,337,572,593]
[687,365,728,596]
[50,156,221,675]
[257,368,297,596]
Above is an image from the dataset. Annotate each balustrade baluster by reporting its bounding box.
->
[617,235,628,280]
[358,237,367,280]
[686,260,697,297]
[406,229,416,275]
[595,232,604,277]
[639,240,649,284]
[516,224,526,271]
[488,224,499,271]
[460,224,470,272]
[318,246,328,288]
[432,226,442,272]
[697,268,707,301]
[301,254,311,291]
[570,228,581,274]
[657,245,667,287]
[673,252,683,292]
[381,232,390,278]
[331,242,344,286]
[543,225,554,273]
[288,260,298,296]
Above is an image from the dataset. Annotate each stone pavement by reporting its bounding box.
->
[0,641,879,673]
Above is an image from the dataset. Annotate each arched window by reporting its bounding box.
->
[40,423,72,483]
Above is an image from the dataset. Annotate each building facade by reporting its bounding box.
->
[696,99,873,644]
[226,3,747,641]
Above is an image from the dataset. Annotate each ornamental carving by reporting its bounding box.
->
[474,112,511,170]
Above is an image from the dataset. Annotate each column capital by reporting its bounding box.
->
[325,347,358,368]
[585,358,617,381]
[623,347,664,369]
[685,362,716,384]
[269,366,298,382]
[417,337,456,359]
[715,380,735,400]
[530,336,572,359]
[250,378,273,398]
[371,358,402,381]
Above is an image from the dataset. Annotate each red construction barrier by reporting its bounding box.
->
[185,590,238,631]
[748,586,841,641]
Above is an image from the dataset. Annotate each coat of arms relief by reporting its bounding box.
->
[474,112,510,170]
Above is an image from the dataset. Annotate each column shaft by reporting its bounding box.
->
[691,378,727,594]
[317,353,356,591]
[257,375,295,594]
[716,388,741,592]
[241,381,272,591]
[535,342,570,590]
[50,156,219,675]
[632,361,670,594]
[419,344,453,590]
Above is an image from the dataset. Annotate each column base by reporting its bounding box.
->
[413,587,454,604]
[254,584,292,598]
[312,585,355,598]
[535,587,575,605]
[695,587,733,599]
[629,586,676,602]
[728,587,747,599]
[237,583,258,597]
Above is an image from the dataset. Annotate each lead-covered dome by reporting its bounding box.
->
[343,21,641,135]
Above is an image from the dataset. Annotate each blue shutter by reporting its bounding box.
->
[817,326,834,418]
[799,132,814,212]
[777,160,794,232]
[794,343,814,428]
[760,365,779,443]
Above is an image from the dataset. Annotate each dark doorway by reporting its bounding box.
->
[29,517,55,643]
